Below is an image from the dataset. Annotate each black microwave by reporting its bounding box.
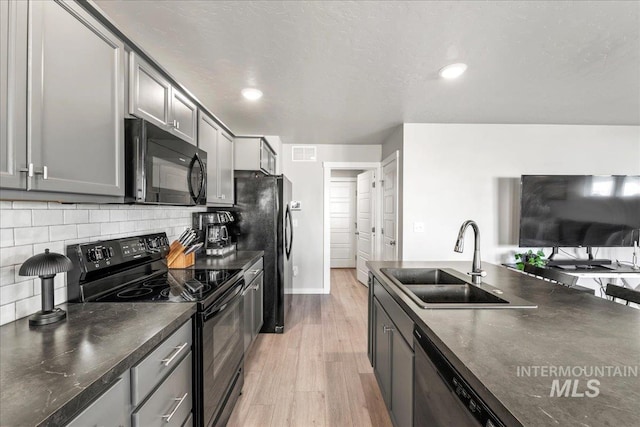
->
[125,118,206,205]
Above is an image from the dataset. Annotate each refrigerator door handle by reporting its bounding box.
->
[285,204,293,259]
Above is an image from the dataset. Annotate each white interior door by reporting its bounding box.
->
[356,170,375,284]
[382,157,398,260]
[330,179,357,268]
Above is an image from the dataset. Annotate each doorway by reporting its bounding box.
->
[323,162,381,293]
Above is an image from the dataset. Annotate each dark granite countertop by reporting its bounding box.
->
[191,250,264,271]
[0,302,196,427]
[367,261,640,427]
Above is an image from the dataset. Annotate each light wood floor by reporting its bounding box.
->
[227,268,393,427]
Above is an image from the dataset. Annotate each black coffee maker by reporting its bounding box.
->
[192,211,236,256]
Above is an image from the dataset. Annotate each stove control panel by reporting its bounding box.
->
[67,233,170,274]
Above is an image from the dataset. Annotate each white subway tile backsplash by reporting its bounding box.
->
[33,241,64,257]
[100,222,120,235]
[0,282,32,304]
[14,226,49,246]
[0,303,16,325]
[12,201,48,209]
[90,210,110,223]
[0,245,33,268]
[77,223,101,238]
[49,224,77,241]
[1,266,15,286]
[0,210,32,228]
[0,202,204,325]
[109,210,128,221]
[49,202,76,210]
[33,209,63,226]
[64,210,89,224]
[15,294,42,319]
[0,229,14,248]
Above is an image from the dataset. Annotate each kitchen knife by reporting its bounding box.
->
[184,242,203,256]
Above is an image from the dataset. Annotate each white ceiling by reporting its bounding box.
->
[94,0,640,145]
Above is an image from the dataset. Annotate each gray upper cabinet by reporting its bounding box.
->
[198,111,233,206]
[0,0,28,191]
[170,88,197,145]
[130,52,197,145]
[129,52,171,128]
[234,136,276,175]
[218,130,234,203]
[27,0,125,196]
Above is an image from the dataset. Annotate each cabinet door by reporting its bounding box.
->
[198,112,220,204]
[66,375,130,427]
[391,332,413,427]
[129,52,171,128]
[28,0,124,196]
[243,287,253,352]
[0,0,27,190]
[218,130,234,203]
[252,272,264,338]
[170,88,197,145]
[373,299,392,407]
[259,140,270,174]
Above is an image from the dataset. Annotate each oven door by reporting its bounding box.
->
[200,280,244,427]
[145,138,206,205]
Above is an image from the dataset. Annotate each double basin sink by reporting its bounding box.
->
[381,268,537,309]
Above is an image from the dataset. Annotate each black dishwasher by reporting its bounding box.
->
[413,327,505,427]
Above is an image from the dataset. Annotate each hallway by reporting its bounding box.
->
[228,268,393,426]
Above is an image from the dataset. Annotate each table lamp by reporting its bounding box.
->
[19,249,73,326]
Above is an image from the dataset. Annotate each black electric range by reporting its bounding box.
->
[66,232,246,427]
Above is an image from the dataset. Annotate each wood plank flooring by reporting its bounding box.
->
[228,268,393,427]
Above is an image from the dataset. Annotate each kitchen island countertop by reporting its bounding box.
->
[367,261,640,427]
[0,302,196,427]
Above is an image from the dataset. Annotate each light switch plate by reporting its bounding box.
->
[292,219,298,227]
[414,222,425,233]
[293,266,299,276]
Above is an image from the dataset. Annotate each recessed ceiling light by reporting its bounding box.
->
[241,88,263,101]
[439,63,468,80]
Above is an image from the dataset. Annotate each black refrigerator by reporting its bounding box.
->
[231,173,293,333]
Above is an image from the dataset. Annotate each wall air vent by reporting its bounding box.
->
[292,146,317,162]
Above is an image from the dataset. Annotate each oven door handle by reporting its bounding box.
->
[202,280,243,321]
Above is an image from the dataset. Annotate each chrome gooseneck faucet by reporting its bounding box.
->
[454,220,486,284]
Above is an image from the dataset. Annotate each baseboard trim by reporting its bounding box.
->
[287,287,329,295]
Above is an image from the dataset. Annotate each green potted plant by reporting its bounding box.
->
[515,249,547,271]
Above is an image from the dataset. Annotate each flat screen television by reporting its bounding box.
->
[519,175,640,248]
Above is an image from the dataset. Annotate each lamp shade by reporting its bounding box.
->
[19,249,73,277]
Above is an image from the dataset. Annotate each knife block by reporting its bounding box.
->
[168,251,195,269]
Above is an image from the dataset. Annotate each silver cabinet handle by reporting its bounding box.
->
[19,163,34,177]
[161,342,188,366]
[221,194,226,199]
[249,269,260,275]
[36,166,48,180]
[383,325,395,333]
[162,392,188,422]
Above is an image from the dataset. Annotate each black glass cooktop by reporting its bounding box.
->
[94,269,241,303]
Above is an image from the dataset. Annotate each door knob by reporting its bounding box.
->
[389,240,396,246]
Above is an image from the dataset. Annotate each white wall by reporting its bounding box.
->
[0,201,205,325]
[402,124,640,265]
[281,144,381,292]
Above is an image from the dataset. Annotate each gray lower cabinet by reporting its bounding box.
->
[243,258,264,352]
[198,111,234,206]
[372,278,414,427]
[65,319,193,427]
[27,0,125,196]
[66,375,131,427]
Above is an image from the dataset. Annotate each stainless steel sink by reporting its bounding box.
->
[380,268,537,309]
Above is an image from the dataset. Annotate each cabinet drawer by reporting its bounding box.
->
[374,279,414,347]
[66,375,130,427]
[132,352,192,427]
[131,320,192,406]
[244,257,263,284]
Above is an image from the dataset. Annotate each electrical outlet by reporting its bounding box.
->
[293,266,299,276]
[414,222,425,232]
[292,219,298,227]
